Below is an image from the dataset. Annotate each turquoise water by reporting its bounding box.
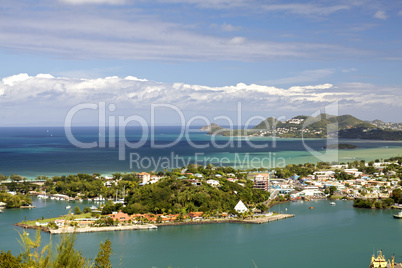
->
[1,198,402,267]
[0,127,401,178]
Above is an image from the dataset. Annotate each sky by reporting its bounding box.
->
[0,0,401,126]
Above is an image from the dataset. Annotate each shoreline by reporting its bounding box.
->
[14,214,295,234]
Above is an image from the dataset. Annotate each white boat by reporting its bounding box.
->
[78,199,83,202]
[90,205,98,210]
[0,209,3,213]
[393,210,402,219]
[65,205,71,209]
[329,202,336,206]
[94,196,105,202]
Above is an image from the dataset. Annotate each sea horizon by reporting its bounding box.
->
[1,126,401,179]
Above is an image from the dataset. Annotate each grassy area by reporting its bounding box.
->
[22,213,93,226]
[329,195,345,199]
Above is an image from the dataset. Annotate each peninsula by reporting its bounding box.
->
[201,113,402,140]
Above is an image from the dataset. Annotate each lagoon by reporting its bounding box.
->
[1,198,402,267]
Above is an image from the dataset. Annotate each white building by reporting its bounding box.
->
[206,179,220,187]
[234,200,248,213]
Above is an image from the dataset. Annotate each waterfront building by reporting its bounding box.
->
[109,211,131,222]
[253,173,270,191]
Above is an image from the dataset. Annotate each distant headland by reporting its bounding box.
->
[201,114,402,140]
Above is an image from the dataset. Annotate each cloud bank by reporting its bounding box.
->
[0,74,400,125]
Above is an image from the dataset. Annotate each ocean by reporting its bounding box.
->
[0,126,401,178]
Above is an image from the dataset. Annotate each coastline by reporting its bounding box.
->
[14,213,295,234]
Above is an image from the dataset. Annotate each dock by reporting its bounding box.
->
[231,213,295,224]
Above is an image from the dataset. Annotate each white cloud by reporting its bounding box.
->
[374,10,387,20]
[262,4,349,16]
[1,73,30,86]
[0,1,367,62]
[221,23,239,32]
[0,73,400,125]
[60,0,126,5]
[158,0,246,9]
[0,13,353,62]
[341,68,356,73]
[264,69,335,85]
[228,36,246,45]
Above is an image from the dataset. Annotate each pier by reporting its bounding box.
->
[231,213,295,224]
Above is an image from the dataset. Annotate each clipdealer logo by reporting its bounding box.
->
[64,101,340,170]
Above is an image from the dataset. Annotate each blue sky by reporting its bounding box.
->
[0,0,401,126]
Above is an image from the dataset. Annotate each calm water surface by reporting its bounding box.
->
[0,127,401,178]
[1,198,402,268]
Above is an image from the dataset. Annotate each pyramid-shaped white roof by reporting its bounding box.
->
[234,200,248,213]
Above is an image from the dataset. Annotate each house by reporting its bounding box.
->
[54,219,66,227]
[344,169,362,177]
[104,180,117,187]
[234,200,248,213]
[206,179,220,187]
[194,173,204,178]
[149,175,161,184]
[109,211,131,222]
[188,212,203,220]
[331,164,348,169]
[137,172,151,184]
[186,179,201,186]
[313,171,334,180]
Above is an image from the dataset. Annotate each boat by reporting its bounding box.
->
[0,209,3,213]
[309,206,313,209]
[65,205,71,209]
[329,202,336,206]
[90,205,98,210]
[369,250,396,268]
[393,210,402,219]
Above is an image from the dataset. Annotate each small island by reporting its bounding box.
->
[323,143,358,149]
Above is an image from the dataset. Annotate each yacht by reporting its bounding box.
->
[329,202,336,206]
[65,205,71,209]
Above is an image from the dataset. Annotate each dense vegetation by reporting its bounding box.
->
[119,177,269,215]
[0,192,32,208]
[353,198,394,209]
[324,143,357,149]
[42,173,140,199]
[339,127,402,140]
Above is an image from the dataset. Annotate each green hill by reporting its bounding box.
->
[202,114,401,140]
[253,117,282,130]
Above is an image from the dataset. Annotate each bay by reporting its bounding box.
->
[1,198,401,267]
